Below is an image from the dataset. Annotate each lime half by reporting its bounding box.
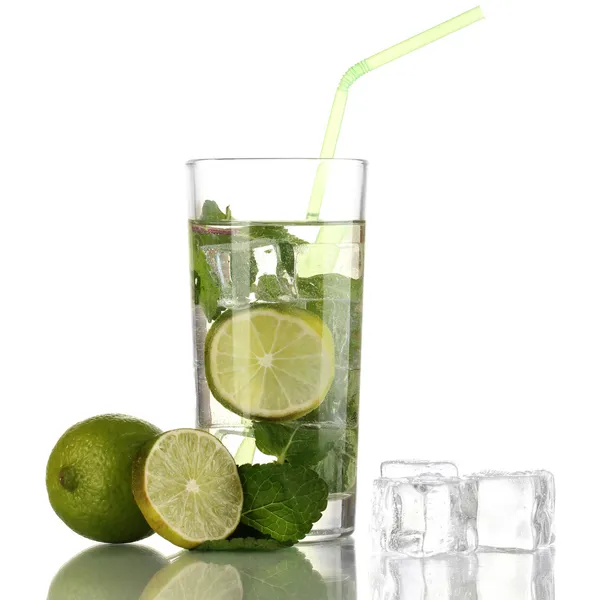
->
[132,429,243,549]
[205,305,335,421]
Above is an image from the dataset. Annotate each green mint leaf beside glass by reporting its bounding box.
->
[238,463,328,543]
[193,537,292,552]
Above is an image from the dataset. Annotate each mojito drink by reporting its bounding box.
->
[190,200,364,539]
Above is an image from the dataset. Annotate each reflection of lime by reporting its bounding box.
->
[132,429,243,549]
[46,414,161,543]
[47,544,167,600]
[205,306,335,421]
[140,553,243,600]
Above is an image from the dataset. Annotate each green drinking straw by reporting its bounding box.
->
[306,6,485,221]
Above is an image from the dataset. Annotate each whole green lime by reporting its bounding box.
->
[46,414,161,543]
[47,544,168,600]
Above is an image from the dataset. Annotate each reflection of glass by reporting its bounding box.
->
[47,544,168,600]
[142,548,333,599]
[298,538,357,599]
[370,549,555,600]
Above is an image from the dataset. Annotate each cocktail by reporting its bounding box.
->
[188,7,484,541]
[189,158,366,540]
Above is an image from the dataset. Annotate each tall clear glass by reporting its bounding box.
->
[188,158,366,540]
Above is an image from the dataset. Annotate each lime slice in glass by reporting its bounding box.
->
[140,554,243,600]
[205,305,335,421]
[132,429,243,549]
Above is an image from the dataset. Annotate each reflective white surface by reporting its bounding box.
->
[371,550,554,600]
[44,537,557,599]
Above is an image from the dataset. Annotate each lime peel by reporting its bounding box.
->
[132,429,243,549]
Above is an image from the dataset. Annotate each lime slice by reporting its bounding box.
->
[140,554,243,600]
[132,429,243,549]
[205,305,335,421]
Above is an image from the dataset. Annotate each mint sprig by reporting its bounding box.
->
[253,421,341,466]
[193,536,292,552]
[238,463,328,543]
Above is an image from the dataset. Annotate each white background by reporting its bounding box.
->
[1,0,599,597]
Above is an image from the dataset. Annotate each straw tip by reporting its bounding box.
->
[471,5,485,20]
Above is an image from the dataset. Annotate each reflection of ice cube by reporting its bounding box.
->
[370,554,478,600]
[477,550,555,600]
[372,551,555,600]
[381,460,459,479]
[468,471,555,551]
[371,475,478,557]
[295,242,362,279]
[202,238,293,306]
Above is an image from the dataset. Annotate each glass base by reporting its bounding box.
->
[303,492,356,542]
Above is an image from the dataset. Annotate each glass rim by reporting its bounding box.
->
[186,157,368,166]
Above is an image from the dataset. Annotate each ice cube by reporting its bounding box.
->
[477,550,555,600]
[370,554,478,600]
[371,475,478,557]
[469,470,555,551]
[201,238,294,306]
[381,460,459,479]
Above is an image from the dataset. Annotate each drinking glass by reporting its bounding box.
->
[188,158,366,540]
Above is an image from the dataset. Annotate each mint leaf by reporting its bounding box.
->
[241,224,306,276]
[255,274,283,301]
[200,548,328,599]
[200,199,232,221]
[193,523,293,552]
[191,248,221,322]
[253,422,341,466]
[193,537,292,552]
[314,427,358,494]
[254,274,296,302]
[190,201,232,320]
[190,201,259,319]
[238,463,328,543]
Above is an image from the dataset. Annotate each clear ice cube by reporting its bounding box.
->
[371,475,478,557]
[370,554,478,600]
[381,460,459,479]
[477,550,555,600]
[201,238,295,307]
[469,470,555,551]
